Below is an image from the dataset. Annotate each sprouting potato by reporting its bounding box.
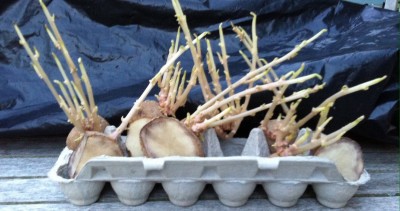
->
[263,119,299,153]
[17,0,386,184]
[140,117,204,158]
[68,131,123,178]
[126,118,152,157]
[66,127,85,151]
[125,100,164,157]
[129,100,163,123]
[315,137,364,181]
[66,115,109,150]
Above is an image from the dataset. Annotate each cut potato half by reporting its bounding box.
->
[140,117,204,157]
[315,137,364,181]
[126,118,152,157]
[68,131,123,178]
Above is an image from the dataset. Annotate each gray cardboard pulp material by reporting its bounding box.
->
[48,127,370,208]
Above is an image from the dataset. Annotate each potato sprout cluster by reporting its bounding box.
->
[15,0,385,181]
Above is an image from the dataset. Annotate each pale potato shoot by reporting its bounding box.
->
[315,137,364,181]
[140,117,204,157]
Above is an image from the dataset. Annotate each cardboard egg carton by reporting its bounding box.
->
[48,127,369,208]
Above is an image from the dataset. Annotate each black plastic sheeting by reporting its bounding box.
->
[0,0,398,143]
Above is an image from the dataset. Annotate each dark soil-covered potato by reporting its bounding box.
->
[315,137,364,181]
[140,117,204,158]
[68,131,123,178]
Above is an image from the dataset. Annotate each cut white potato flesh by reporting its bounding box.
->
[68,131,123,178]
[315,137,364,181]
[140,117,204,157]
[126,118,152,157]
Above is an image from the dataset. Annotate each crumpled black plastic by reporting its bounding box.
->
[0,0,398,144]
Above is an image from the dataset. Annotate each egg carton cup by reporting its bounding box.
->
[48,127,370,208]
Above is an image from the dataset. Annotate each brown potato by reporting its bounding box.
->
[315,137,364,181]
[126,118,152,157]
[66,126,85,150]
[140,117,204,158]
[66,115,109,150]
[68,131,123,178]
[262,119,299,153]
[129,100,163,123]
[92,115,110,132]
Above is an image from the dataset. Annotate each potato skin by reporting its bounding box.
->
[66,115,109,150]
[262,119,299,153]
[66,127,84,150]
[129,100,163,123]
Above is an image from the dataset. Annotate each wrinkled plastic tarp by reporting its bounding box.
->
[0,0,398,143]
